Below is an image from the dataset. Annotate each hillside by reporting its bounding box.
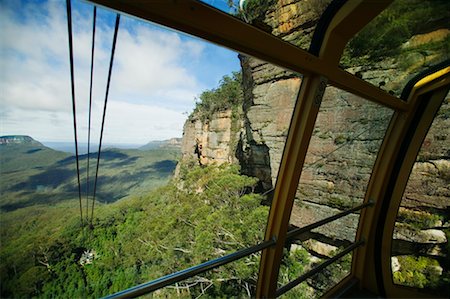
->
[0,135,70,172]
[139,137,182,150]
[0,137,179,212]
[1,1,449,298]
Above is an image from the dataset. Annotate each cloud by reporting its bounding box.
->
[0,0,213,143]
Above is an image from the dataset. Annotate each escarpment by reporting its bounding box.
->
[179,0,449,265]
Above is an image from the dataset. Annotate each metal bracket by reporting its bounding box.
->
[313,76,328,108]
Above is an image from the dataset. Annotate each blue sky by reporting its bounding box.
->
[0,0,241,144]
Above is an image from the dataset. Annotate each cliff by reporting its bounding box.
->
[0,135,42,146]
[179,0,449,265]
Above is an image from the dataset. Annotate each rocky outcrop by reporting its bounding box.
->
[180,110,242,166]
[0,135,42,146]
[237,56,301,191]
[179,0,449,262]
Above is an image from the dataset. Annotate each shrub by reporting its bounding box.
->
[191,72,243,121]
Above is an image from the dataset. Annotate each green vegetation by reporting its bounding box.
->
[192,72,243,121]
[0,143,178,211]
[278,247,312,298]
[397,209,443,231]
[0,164,272,298]
[236,0,276,23]
[342,0,450,66]
[393,256,441,289]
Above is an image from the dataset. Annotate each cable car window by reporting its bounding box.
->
[391,94,449,295]
[340,0,450,97]
[282,86,394,297]
[198,0,331,51]
[0,1,303,297]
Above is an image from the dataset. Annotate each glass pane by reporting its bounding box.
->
[341,0,450,97]
[155,252,262,297]
[391,94,449,295]
[282,87,394,294]
[279,251,353,298]
[198,0,332,50]
[0,1,301,298]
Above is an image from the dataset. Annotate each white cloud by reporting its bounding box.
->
[0,0,207,143]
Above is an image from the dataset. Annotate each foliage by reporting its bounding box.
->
[307,251,352,295]
[191,72,243,121]
[393,256,441,289]
[1,164,269,298]
[342,0,450,65]
[237,0,276,23]
[278,246,311,298]
[397,209,443,230]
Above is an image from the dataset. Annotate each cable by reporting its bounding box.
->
[66,0,84,226]
[91,14,121,225]
[86,6,97,223]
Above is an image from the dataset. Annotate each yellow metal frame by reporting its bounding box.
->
[378,73,450,298]
[86,0,449,297]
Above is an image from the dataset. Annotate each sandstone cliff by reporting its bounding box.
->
[179,0,449,272]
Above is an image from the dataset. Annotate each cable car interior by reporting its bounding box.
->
[84,0,449,298]
[2,0,448,298]
[77,0,449,298]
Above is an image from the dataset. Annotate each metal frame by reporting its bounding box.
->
[103,202,373,299]
[276,239,365,297]
[103,238,276,299]
[87,0,405,110]
[83,0,450,298]
[285,201,373,241]
[377,68,450,298]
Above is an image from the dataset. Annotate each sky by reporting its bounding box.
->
[0,0,241,145]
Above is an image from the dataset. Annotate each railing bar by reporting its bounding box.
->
[286,201,373,241]
[103,238,276,299]
[276,239,365,297]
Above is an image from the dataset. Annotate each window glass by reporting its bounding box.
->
[391,94,449,295]
[280,86,394,296]
[279,252,352,298]
[0,1,301,297]
[198,0,332,50]
[340,0,450,97]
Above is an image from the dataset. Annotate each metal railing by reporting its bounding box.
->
[276,239,365,297]
[286,201,374,241]
[103,201,373,298]
[103,238,276,299]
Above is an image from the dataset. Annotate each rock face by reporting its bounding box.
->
[237,56,301,191]
[179,0,449,260]
[180,110,241,166]
[0,135,42,146]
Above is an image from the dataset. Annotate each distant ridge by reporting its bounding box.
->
[139,138,182,150]
[0,135,42,146]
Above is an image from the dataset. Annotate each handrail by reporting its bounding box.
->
[276,239,365,297]
[103,201,373,298]
[286,201,373,241]
[102,238,276,299]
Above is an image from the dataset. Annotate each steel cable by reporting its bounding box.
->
[86,6,97,223]
[91,14,121,225]
[66,0,83,225]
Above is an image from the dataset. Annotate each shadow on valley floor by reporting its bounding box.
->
[56,151,131,166]
[11,168,74,191]
[2,159,178,212]
[152,160,177,173]
[26,148,43,154]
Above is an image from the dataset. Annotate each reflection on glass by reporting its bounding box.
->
[198,0,331,50]
[282,87,393,295]
[391,96,449,295]
[341,0,450,96]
